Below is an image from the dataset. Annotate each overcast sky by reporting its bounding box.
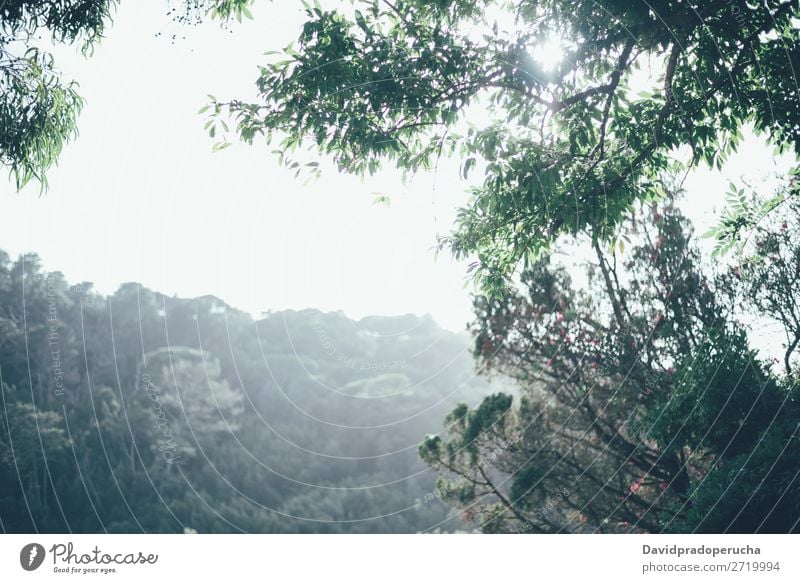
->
[0,2,792,331]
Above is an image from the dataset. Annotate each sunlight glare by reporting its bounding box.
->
[531,34,565,72]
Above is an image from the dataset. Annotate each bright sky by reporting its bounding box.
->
[0,2,793,332]
[0,2,477,330]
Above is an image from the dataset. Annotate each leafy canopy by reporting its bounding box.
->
[211,0,800,293]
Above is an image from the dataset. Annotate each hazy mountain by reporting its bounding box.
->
[0,250,495,532]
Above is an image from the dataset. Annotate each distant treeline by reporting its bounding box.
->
[0,249,491,533]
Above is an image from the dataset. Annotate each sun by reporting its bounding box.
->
[531,34,566,73]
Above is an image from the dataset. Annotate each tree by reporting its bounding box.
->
[0,0,117,189]
[0,0,255,190]
[419,200,800,533]
[0,398,70,523]
[0,247,493,532]
[731,191,800,380]
[210,0,799,293]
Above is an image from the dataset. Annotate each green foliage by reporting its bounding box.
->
[0,251,492,532]
[214,0,800,293]
[421,201,800,533]
[206,0,255,22]
[460,392,513,450]
[642,328,785,458]
[173,0,258,29]
[704,172,799,257]
[0,0,256,190]
[0,1,117,189]
[670,418,800,533]
[728,191,800,379]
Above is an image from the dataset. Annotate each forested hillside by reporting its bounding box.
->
[0,249,492,533]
